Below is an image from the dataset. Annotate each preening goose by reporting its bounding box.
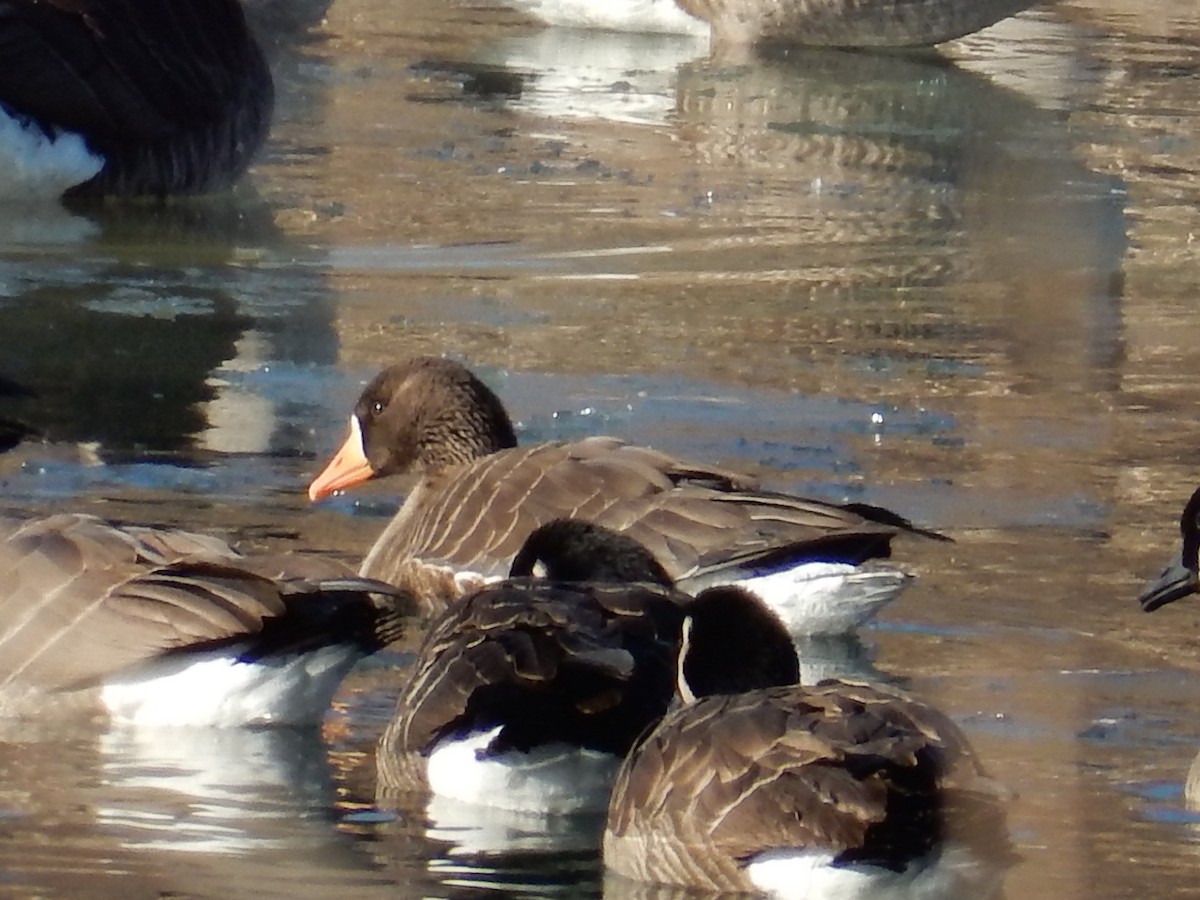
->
[0,513,408,726]
[375,519,691,815]
[0,0,273,200]
[604,588,1011,899]
[308,356,945,633]
[502,0,1038,47]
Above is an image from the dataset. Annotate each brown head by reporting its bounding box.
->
[308,357,517,501]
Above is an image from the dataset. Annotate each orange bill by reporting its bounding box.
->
[308,416,375,501]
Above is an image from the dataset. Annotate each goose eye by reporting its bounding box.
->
[371,400,385,416]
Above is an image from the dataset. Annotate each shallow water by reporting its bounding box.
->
[4,0,1200,896]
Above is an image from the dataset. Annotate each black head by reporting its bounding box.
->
[678,586,800,700]
[509,519,673,586]
[1139,486,1200,612]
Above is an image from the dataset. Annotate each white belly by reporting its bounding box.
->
[747,844,1006,900]
[100,643,361,727]
[0,105,104,200]
[425,725,620,814]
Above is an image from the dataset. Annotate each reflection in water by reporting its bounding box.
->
[421,795,605,856]
[0,721,396,897]
[0,279,250,452]
[400,25,1125,430]
[0,195,343,465]
[472,28,707,125]
[97,726,336,854]
[361,795,605,899]
[3,0,1200,896]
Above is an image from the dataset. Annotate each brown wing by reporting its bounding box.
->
[0,0,272,194]
[0,514,405,693]
[362,437,925,589]
[377,579,684,788]
[605,681,1001,892]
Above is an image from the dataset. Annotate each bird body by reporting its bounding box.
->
[0,513,406,726]
[0,0,273,199]
[505,0,1038,47]
[309,356,941,633]
[603,585,1010,899]
[375,573,684,813]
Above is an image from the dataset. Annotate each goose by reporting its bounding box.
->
[604,586,1011,899]
[1137,486,1200,612]
[502,0,1039,48]
[0,512,408,726]
[0,0,273,201]
[374,519,696,815]
[307,355,947,634]
[1138,487,1200,811]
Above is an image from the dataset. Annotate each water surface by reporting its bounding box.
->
[3,0,1200,896]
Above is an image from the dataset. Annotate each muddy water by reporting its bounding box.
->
[3,0,1200,896]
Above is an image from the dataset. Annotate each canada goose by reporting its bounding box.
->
[604,587,1011,898]
[1138,487,1200,812]
[375,519,692,814]
[502,0,1038,47]
[0,512,408,726]
[308,356,945,633]
[1137,486,1200,612]
[0,0,273,200]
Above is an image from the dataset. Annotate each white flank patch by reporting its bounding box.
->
[425,726,620,815]
[506,0,708,36]
[747,844,1005,900]
[100,643,361,727]
[0,105,104,200]
[734,563,912,636]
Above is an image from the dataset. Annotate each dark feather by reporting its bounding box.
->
[0,0,273,196]
[0,513,411,695]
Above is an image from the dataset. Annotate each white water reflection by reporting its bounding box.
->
[98,727,333,854]
[474,28,706,125]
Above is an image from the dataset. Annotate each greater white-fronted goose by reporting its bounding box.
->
[604,587,1011,898]
[503,0,1038,47]
[1137,486,1200,612]
[308,356,945,633]
[375,519,695,815]
[0,512,408,726]
[0,0,273,200]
